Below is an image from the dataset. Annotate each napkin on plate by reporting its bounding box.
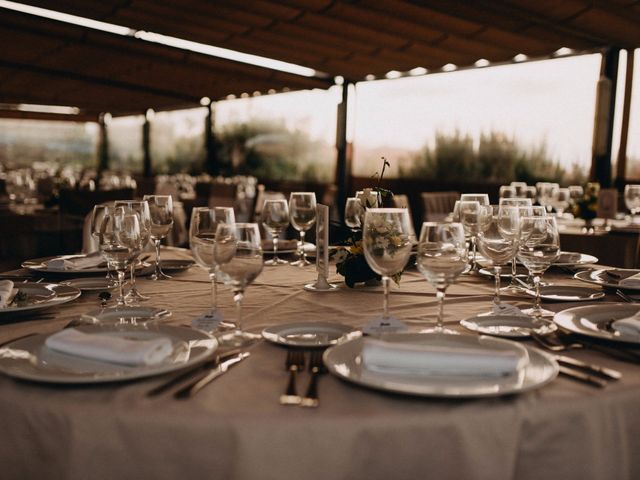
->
[46,253,104,271]
[361,337,528,377]
[0,280,14,308]
[618,272,640,288]
[45,328,173,366]
[612,314,640,340]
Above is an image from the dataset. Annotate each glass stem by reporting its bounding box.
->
[533,275,542,313]
[382,275,390,321]
[130,262,136,291]
[510,257,517,284]
[299,230,306,263]
[273,236,279,260]
[209,271,217,310]
[436,287,446,332]
[494,266,502,306]
[117,269,126,306]
[154,238,161,277]
[233,290,244,330]
[470,236,477,270]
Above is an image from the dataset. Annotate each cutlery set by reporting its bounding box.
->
[280,349,326,407]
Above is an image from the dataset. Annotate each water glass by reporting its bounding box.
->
[416,222,467,333]
[624,185,640,221]
[214,223,264,346]
[90,204,117,288]
[262,199,290,266]
[289,192,316,267]
[362,208,413,324]
[143,195,174,280]
[344,197,363,231]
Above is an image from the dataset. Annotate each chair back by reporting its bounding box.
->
[421,191,459,222]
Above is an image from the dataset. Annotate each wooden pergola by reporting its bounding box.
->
[1,0,639,200]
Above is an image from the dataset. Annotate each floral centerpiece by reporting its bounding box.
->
[572,182,599,221]
[335,158,401,287]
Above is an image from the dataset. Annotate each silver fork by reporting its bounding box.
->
[530,332,583,352]
[301,350,326,408]
[280,350,305,405]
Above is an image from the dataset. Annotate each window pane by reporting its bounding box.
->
[150,108,206,174]
[627,49,640,179]
[108,115,144,174]
[353,54,601,183]
[214,87,340,182]
[0,119,98,169]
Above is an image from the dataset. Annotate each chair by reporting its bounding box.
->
[392,194,417,241]
[421,191,459,222]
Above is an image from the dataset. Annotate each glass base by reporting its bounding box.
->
[216,329,262,347]
[150,270,172,281]
[125,287,150,304]
[264,257,289,266]
[290,257,312,267]
[521,306,556,318]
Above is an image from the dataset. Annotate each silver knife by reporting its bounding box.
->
[174,351,250,399]
[555,355,622,381]
[558,366,608,388]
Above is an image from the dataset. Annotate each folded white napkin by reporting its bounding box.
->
[361,337,527,377]
[619,272,640,288]
[0,280,14,308]
[46,253,104,271]
[613,314,640,339]
[45,329,173,366]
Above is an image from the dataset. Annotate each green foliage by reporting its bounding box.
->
[401,130,585,184]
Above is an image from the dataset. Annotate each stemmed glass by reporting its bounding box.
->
[289,192,316,267]
[552,188,571,217]
[459,200,482,271]
[344,197,363,232]
[189,207,236,320]
[114,200,151,303]
[477,205,519,312]
[362,208,413,325]
[262,199,290,266]
[416,222,468,333]
[499,185,517,199]
[214,222,264,346]
[90,204,117,288]
[96,207,141,307]
[518,216,560,317]
[498,198,532,291]
[624,185,640,223]
[143,195,174,280]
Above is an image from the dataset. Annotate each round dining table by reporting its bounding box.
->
[0,250,639,480]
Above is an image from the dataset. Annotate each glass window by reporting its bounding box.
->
[214,87,340,182]
[150,107,206,174]
[626,50,640,179]
[0,118,98,169]
[108,115,144,174]
[353,54,601,184]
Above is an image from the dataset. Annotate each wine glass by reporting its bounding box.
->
[538,183,559,212]
[98,208,141,307]
[362,208,413,325]
[416,222,468,333]
[460,193,490,206]
[524,186,537,201]
[90,204,117,288]
[289,192,316,267]
[189,207,236,320]
[552,188,571,217]
[518,216,560,317]
[499,197,532,207]
[214,222,264,346]
[143,195,174,280]
[114,200,151,303]
[624,185,640,222]
[344,197,362,232]
[458,200,482,271]
[477,205,519,312]
[499,185,517,199]
[262,199,290,266]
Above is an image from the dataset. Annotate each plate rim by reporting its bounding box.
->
[262,321,360,347]
[554,303,640,344]
[460,314,558,338]
[0,324,217,384]
[553,251,598,267]
[0,283,81,315]
[523,285,605,302]
[323,333,558,398]
[574,268,640,291]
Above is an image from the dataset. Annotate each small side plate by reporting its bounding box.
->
[262,322,360,347]
[523,285,604,302]
[61,277,117,292]
[460,314,558,338]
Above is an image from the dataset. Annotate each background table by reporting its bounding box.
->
[1,252,639,480]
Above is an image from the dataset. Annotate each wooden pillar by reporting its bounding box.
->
[97,113,109,179]
[615,50,635,185]
[335,82,352,221]
[590,48,620,188]
[204,101,219,175]
[142,110,152,178]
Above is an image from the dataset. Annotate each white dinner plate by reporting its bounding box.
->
[0,324,217,384]
[22,254,107,274]
[575,269,640,291]
[523,285,605,302]
[262,321,360,347]
[81,306,171,325]
[159,259,195,272]
[554,303,640,344]
[323,333,558,398]
[0,283,81,316]
[460,314,557,338]
[553,251,598,267]
[61,277,117,292]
